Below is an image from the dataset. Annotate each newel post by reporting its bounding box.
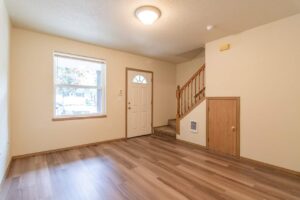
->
[176,85,181,134]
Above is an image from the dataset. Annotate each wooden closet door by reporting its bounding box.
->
[207,98,240,156]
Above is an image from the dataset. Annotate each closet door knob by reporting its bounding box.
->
[231,126,236,132]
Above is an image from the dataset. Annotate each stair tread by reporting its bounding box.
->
[154,125,176,137]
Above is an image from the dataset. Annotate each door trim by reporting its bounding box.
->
[125,68,154,139]
[206,97,240,157]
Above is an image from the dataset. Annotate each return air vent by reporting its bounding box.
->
[190,120,197,133]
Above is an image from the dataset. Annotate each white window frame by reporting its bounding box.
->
[53,52,107,120]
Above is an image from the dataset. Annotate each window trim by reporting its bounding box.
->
[52,52,107,120]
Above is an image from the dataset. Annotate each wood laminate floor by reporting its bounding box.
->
[0,136,300,200]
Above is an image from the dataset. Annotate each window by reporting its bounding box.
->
[132,75,147,84]
[53,53,106,119]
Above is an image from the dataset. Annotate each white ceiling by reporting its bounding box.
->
[5,0,300,63]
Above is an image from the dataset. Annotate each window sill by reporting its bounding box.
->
[52,114,107,121]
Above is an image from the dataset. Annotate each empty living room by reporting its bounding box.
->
[1,0,300,199]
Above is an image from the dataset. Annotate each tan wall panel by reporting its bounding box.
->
[206,14,300,171]
[10,28,176,156]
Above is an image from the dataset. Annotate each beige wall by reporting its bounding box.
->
[206,14,300,171]
[177,100,206,146]
[176,53,205,87]
[10,28,176,156]
[0,0,10,184]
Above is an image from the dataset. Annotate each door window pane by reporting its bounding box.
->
[132,75,147,84]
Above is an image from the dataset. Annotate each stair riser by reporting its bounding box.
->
[168,122,176,129]
[152,134,176,140]
[154,130,176,138]
[168,119,176,129]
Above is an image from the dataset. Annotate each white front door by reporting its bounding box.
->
[127,70,152,138]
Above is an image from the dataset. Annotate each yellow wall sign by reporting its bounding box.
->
[220,44,231,52]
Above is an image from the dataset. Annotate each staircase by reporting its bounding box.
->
[153,119,177,140]
[153,64,205,139]
[176,64,206,133]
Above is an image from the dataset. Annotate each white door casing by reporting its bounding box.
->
[127,70,152,138]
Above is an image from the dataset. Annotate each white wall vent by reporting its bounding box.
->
[190,120,197,133]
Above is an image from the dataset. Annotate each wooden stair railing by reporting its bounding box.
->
[176,64,206,134]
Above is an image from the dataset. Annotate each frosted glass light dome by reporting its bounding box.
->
[135,6,161,25]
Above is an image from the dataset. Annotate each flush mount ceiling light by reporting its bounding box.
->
[206,25,214,31]
[135,6,161,25]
